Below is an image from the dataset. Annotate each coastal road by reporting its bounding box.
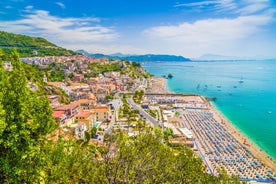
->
[127,98,161,127]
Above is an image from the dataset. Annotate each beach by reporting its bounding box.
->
[209,102,276,171]
[147,77,172,94]
[150,76,276,180]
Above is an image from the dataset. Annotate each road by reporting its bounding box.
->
[127,98,161,127]
[105,97,122,134]
[105,95,162,134]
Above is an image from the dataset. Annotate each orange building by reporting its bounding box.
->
[75,111,95,130]
[92,105,110,122]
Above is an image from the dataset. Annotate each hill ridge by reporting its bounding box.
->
[0,30,76,57]
[76,50,191,62]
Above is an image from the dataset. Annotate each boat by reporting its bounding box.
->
[238,77,244,83]
[233,86,237,88]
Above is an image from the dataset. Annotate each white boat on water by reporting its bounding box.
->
[239,77,244,83]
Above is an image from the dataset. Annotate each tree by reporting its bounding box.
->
[0,50,57,182]
[99,129,215,183]
[68,72,74,80]
[90,126,97,138]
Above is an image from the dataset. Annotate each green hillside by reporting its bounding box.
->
[0,31,77,57]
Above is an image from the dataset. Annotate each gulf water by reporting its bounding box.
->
[142,60,276,160]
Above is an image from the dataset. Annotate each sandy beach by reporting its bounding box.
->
[208,100,276,172]
[147,77,172,94]
[151,76,276,177]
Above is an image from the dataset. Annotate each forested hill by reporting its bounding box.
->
[77,50,191,62]
[0,30,77,57]
[0,31,57,48]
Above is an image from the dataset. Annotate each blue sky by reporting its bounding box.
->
[0,0,275,58]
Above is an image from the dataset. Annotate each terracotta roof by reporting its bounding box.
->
[70,82,89,87]
[76,111,92,118]
[77,99,94,103]
[94,107,109,113]
[95,109,107,113]
[55,102,79,110]
[52,111,65,118]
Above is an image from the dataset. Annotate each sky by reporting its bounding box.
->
[0,0,276,58]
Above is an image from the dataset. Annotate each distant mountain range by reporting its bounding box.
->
[194,54,276,61]
[76,50,191,62]
[194,54,241,61]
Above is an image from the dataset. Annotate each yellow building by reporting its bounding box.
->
[75,111,95,129]
[92,105,110,122]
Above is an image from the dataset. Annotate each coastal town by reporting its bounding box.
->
[7,54,273,183]
[1,0,276,182]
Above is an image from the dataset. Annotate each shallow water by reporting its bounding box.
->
[143,60,276,160]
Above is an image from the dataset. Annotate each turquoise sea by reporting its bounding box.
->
[142,60,276,161]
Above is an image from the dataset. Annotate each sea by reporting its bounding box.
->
[142,60,276,161]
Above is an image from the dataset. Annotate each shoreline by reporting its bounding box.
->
[147,77,172,94]
[151,76,276,173]
[208,100,276,172]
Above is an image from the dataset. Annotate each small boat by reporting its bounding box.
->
[233,86,237,88]
[268,111,272,114]
[238,77,244,83]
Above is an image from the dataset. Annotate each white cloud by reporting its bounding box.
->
[175,0,271,15]
[175,0,237,12]
[145,14,272,42]
[143,12,274,57]
[237,0,270,15]
[55,2,65,9]
[0,9,118,45]
[25,5,33,10]
[213,0,237,12]
[174,1,219,7]
[0,8,150,55]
